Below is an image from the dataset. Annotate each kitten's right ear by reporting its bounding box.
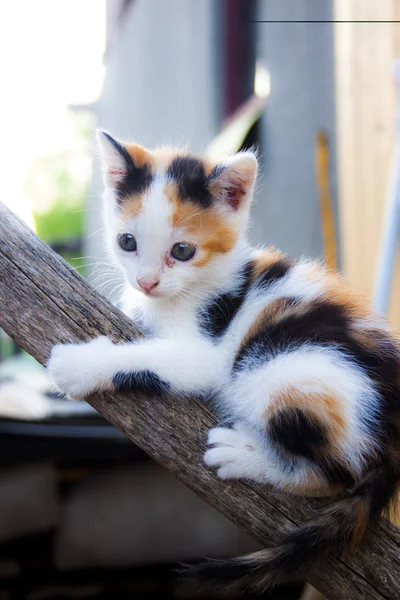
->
[97,130,133,188]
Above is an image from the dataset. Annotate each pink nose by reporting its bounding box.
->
[137,278,160,293]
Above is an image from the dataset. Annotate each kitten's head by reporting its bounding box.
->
[98,131,258,299]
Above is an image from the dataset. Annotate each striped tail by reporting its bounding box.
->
[186,456,400,593]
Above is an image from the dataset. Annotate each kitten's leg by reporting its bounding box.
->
[47,336,223,399]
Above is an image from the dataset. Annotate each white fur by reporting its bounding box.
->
[116,177,175,294]
[204,422,274,482]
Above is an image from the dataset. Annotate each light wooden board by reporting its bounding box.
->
[334,0,400,328]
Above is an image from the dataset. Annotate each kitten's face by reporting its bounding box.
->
[98,132,257,299]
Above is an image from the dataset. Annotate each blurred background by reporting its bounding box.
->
[0,0,399,598]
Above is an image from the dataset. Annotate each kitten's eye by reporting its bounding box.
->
[171,242,196,261]
[118,233,137,252]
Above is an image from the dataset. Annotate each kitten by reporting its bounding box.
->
[48,130,400,591]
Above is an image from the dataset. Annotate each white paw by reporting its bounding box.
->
[204,423,268,482]
[47,336,114,400]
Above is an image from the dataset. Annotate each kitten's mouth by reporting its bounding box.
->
[138,287,157,297]
[137,286,164,298]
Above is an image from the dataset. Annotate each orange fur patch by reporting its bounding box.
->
[125,143,154,169]
[304,262,400,355]
[237,298,302,358]
[287,477,344,497]
[304,262,374,319]
[350,325,386,354]
[265,387,345,439]
[166,182,238,267]
[120,195,143,221]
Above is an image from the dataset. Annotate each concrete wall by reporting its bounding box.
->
[251,0,336,260]
[97,0,217,148]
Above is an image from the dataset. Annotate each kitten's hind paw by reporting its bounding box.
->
[204,424,268,482]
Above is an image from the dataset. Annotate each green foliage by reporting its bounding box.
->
[34,200,83,244]
[23,111,94,274]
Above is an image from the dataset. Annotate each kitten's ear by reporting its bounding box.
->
[96,130,133,188]
[210,151,258,211]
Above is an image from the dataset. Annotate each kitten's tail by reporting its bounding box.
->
[186,454,400,592]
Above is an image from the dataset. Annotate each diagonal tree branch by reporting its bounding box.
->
[0,200,399,600]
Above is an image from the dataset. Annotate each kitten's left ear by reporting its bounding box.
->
[96,130,133,188]
[209,151,258,211]
[96,130,152,190]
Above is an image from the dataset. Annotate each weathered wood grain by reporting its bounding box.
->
[0,200,399,600]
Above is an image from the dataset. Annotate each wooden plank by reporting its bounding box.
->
[334,0,400,328]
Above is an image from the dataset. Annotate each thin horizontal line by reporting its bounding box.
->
[251,20,400,24]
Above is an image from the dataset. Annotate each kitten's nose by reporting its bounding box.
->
[137,278,160,293]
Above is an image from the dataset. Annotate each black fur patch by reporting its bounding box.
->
[233,298,400,438]
[112,370,170,395]
[254,258,293,288]
[353,457,399,520]
[166,156,213,208]
[233,300,397,378]
[102,132,153,203]
[318,459,355,486]
[234,301,348,370]
[233,295,400,449]
[268,408,354,485]
[268,408,328,460]
[199,261,254,339]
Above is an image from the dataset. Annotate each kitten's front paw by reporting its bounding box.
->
[204,423,267,482]
[47,336,114,400]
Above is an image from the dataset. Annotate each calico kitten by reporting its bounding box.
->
[48,130,400,591]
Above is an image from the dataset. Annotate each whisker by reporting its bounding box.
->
[89,274,122,287]
[98,280,125,297]
[175,209,203,226]
[87,227,105,239]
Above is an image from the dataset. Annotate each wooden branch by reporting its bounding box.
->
[1,200,399,600]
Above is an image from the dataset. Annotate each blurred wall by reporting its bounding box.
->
[251,0,337,259]
[98,0,218,147]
